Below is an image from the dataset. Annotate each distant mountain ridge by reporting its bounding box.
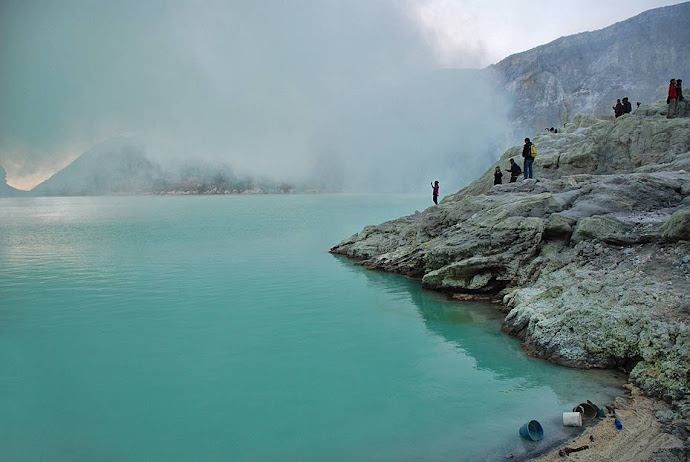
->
[490,1,690,136]
[28,137,302,196]
[30,138,163,196]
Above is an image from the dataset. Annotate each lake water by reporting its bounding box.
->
[0,195,625,461]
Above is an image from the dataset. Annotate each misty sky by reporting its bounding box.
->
[0,0,684,191]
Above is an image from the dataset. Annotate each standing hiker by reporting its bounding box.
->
[668,78,678,119]
[676,79,687,115]
[494,166,503,185]
[522,138,535,179]
[431,181,439,204]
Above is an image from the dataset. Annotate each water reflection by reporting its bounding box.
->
[331,254,625,402]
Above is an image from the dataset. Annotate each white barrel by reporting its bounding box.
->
[562,411,583,427]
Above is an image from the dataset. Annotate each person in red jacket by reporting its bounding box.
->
[668,78,678,119]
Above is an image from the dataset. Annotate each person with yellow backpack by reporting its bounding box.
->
[522,137,536,179]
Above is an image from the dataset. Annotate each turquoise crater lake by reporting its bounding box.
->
[0,195,624,461]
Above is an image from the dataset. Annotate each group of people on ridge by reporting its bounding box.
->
[612,78,686,119]
[668,78,687,118]
[433,136,536,204]
[612,97,633,118]
[493,138,536,185]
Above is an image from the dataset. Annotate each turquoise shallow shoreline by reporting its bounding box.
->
[0,195,626,461]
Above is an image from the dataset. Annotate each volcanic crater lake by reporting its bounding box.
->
[0,195,625,461]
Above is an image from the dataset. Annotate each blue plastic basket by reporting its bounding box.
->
[519,420,544,441]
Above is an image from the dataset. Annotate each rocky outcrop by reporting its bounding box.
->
[331,102,690,447]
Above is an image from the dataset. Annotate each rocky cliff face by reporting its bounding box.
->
[491,2,690,137]
[331,102,690,445]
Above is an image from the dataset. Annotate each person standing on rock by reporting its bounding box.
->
[667,78,677,119]
[622,97,632,115]
[522,138,535,179]
[431,181,439,204]
[675,79,687,115]
[494,166,503,185]
[506,158,521,183]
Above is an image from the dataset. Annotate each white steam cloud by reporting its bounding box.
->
[0,0,510,192]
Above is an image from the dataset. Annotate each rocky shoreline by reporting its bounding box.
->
[330,102,690,460]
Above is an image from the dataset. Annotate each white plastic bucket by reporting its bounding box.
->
[562,411,582,427]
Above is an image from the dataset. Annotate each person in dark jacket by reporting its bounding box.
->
[676,79,687,115]
[494,166,503,185]
[613,99,623,117]
[431,180,439,204]
[622,97,632,114]
[506,158,521,183]
[522,138,534,179]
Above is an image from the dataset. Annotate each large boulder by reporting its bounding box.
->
[661,209,690,241]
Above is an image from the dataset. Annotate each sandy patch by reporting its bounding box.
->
[529,386,683,462]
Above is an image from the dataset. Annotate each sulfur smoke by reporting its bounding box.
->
[0,0,510,192]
